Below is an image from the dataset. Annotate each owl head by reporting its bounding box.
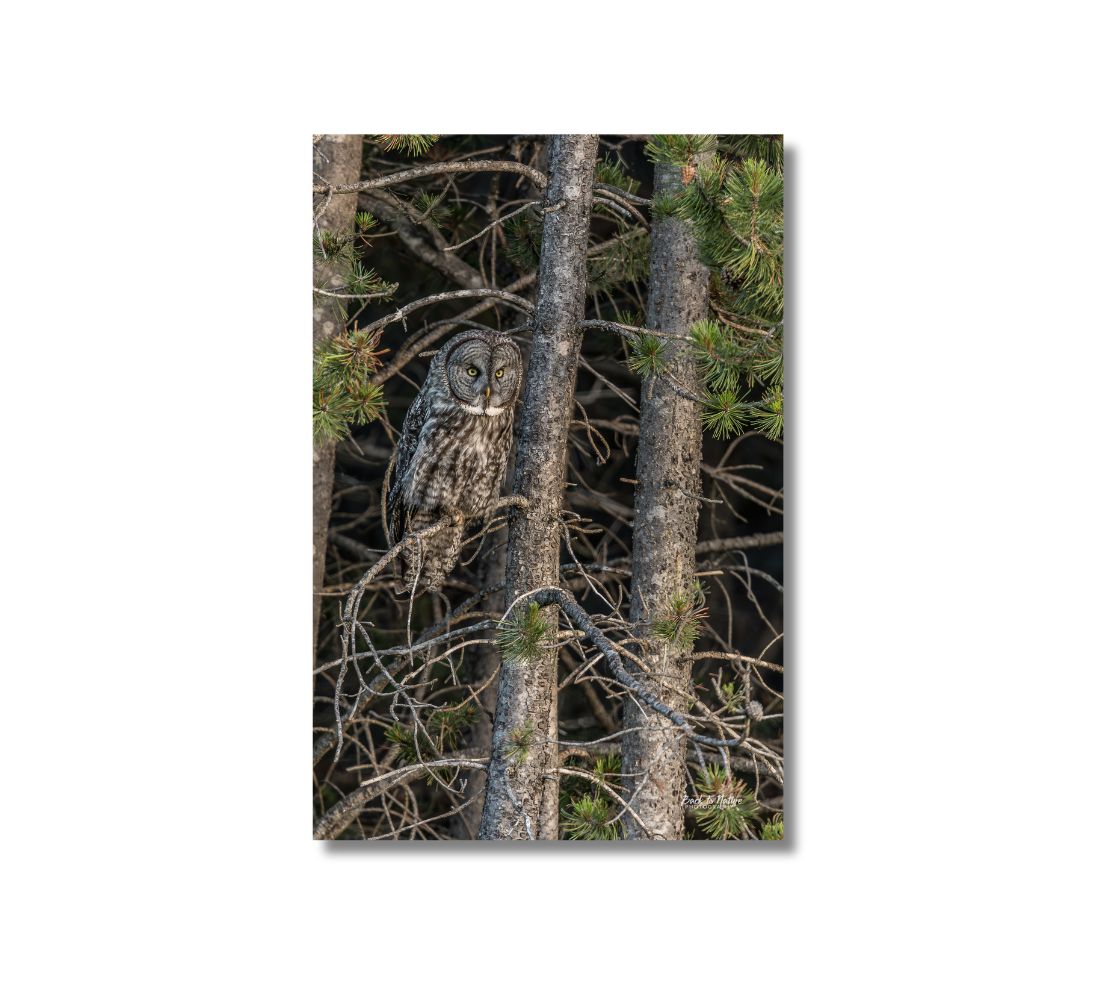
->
[438,330,522,416]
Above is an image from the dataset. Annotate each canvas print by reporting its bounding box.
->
[313,134,784,841]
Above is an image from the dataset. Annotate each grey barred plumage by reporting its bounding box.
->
[386,329,522,591]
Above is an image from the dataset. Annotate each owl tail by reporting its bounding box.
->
[395,513,465,595]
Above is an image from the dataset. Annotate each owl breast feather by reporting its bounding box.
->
[403,406,513,517]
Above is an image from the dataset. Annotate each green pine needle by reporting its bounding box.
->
[595,154,639,194]
[312,328,389,442]
[561,794,620,840]
[384,703,477,773]
[625,332,668,379]
[691,765,759,840]
[428,703,476,750]
[689,319,740,393]
[650,191,681,221]
[312,390,351,445]
[503,213,542,273]
[720,135,784,175]
[496,602,549,664]
[747,386,783,441]
[383,721,418,764]
[503,723,535,764]
[375,134,440,156]
[593,753,622,779]
[646,134,718,166]
[313,229,355,265]
[314,328,389,387]
[411,189,454,228]
[666,143,784,446]
[344,261,396,298]
[761,814,784,840]
[674,145,784,332]
[651,582,708,649]
[345,382,384,426]
[702,389,752,440]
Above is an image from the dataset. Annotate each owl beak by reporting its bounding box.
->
[485,385,491,401]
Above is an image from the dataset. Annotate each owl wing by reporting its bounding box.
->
[386,389,429,546]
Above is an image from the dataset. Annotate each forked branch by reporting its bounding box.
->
[506,587,744,749]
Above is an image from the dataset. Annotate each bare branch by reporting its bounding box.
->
[315,758,488,840]
[360,288,535,336]
[357,191,485,290]
[505,587,744,749]
[313,159,548,196]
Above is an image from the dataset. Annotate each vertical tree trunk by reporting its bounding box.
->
[621,156,711,839]
[312,134,363,649]
[460,140,548,839]
[478,135,598,840]
[457,476,510,839]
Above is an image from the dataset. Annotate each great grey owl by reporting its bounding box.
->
[386,329,522,592]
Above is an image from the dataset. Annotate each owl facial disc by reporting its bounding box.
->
[445,336,521,415]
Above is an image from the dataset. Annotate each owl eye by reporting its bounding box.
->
[495,369,504,379]
[467,366,479,377]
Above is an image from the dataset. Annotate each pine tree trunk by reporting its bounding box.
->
[460,140,547,839]
[621,156,711,839]
[478,134,598,840]
[312,134,363,649]
[457,491,508,838]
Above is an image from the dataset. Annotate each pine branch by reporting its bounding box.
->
[503,587,744,749]
[312,159,548,196]
[369,273,538,388]
[314,758,488,839]
[334,496,531,764]
[357,191,485,290]
[359,287,535,336]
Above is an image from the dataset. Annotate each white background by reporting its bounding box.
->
[3,2,1118,997]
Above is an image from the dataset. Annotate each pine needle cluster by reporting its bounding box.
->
[374,134,441,156]
[720,134,784,175]
[645,134,718,166]
[691,765,760,840]
[312,325,388,444]
[595,153,640,194]
[651,582,709,650]
[384,702,477,775]
[645,136,785,441]
[313,217,397,307]
[624,330,667,379]
[689,317,784,440]
[674,152,783,323]
[760,814,784,840]
[413,187,473,232]
[503,723,535,764]
[496,602,549,664]
[561,794,620,840]
[560,753,623,840]
[502,213,542,274]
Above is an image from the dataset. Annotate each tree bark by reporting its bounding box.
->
[312,135,363,651]
[478,135,598,840]
[457,487,509,839]
[621,156,711,839]
[456,140,546,839]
